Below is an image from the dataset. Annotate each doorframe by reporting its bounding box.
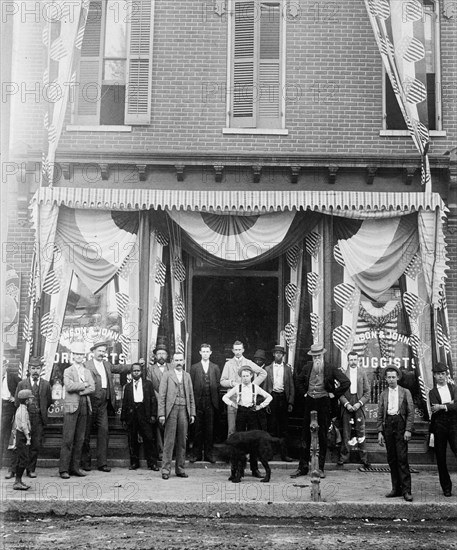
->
[185,255,285,368]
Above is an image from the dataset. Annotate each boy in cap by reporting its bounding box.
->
[223,366,272,477]
[429,362,457,497]
[12,389,33,490]
[377,365,414,502]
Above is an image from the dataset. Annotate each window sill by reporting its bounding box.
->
[379,130,446,137]
[66,125,132,132]
[222,128,289,135]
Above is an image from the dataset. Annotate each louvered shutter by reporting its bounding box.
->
[76,0,102,124]
[258,3,281,128]
[125,0,154,125]
[231,1,255,127]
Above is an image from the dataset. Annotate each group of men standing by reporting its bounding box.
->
[2,339,456,500]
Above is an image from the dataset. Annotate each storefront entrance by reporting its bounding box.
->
[190,270,281,367]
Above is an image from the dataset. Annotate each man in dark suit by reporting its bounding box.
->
[81,341,130,472]
[377,365,414,502]
[291,343,350,479]
[428,362,457,497]
[121,362,159,471]
[189,343,221,463]
[158,352,196,479]
[1,359,20,478]
[144,344,172,458]
[262,345,294,461]
[14,357,52,478]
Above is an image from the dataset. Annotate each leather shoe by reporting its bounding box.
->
[82,466,91,472]
[148,464,160,471]
[290,468,308,478]
[27,471,37,478]
[70,469,87,477]
[361,462,371,469]
[403,492,413,502]
[129,464,139,470]
[5,471,15,480]
[97,465,111,473]
[13,481,30,490]
[337,459,345,466]
[444,491,452,497]
[176,472,188,478]
[318,469,326,479]
[60,472,70,479]
[385,490,402,498]
[204,456,216,464]
[251,469,263,479]
[281,456,293,463]
[188,455,198,463]
[162,473,169,480]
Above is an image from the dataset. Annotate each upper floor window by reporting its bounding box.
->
[384,0,440,131]
[74,0,154,126]
[227,1,285,129]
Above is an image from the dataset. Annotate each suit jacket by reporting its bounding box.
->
[146,363,172,397]
[15,378,52,424]
[190,361,221,410]
[262,363,295,406]
[377,385,415,433]
[339,366,370,414]
[220,356,267,389]
[83,359,130,410]
[63,364,95,414]
[158,368,196,421]
[121,378,158,424]
[296,361,350,400]
[428,383,457,433]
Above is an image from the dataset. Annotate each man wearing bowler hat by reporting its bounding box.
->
[262,345,295,461]
[291,343,350,479]
[59,342,95,479]
[377,365,414,502]
[144,343,172,458]
[14,357,52,478]
[428,362,457,497]
[81,341,130,472]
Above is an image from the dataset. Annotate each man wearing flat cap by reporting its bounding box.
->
[220,340,267,437]
[377,365,414,502]
[144,343,172,458]
[14,357,52,478]
[262,345,294,461]
[291,343,350,479]
[81,341,130,472]
[59,342,95,479]
[428,362,457,497]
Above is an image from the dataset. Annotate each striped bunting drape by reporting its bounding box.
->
[364,0,431,191]
[41,0,89,186]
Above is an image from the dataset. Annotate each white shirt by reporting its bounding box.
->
[272,363,284,392]
[437,385,452,405]
[201,360,209,374]
[349,367,358,394]
[175,370,183,383]
[1,375,12,400]
[133,378,143,403]
[93,359,107,389]
[223,383,272,409]
[387,387,399,415]
[76,365,86,384]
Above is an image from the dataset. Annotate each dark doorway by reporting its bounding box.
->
[191,276,279,367]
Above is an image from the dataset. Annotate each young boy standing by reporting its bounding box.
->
[13,389,33,490]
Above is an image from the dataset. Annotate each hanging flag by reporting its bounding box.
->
[41,0,89,186]
[364,0,431,190]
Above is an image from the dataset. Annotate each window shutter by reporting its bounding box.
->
[125,0,154,125]
[258,3,281,128]
[231,1,255,127]
[76,0,102,124]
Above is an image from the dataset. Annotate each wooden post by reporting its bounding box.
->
[310,410,321,502]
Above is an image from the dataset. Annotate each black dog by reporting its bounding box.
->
[221,430,284,483]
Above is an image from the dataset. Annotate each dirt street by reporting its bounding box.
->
[2,515,457,550]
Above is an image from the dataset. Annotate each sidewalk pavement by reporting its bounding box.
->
[1,462,456,521]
